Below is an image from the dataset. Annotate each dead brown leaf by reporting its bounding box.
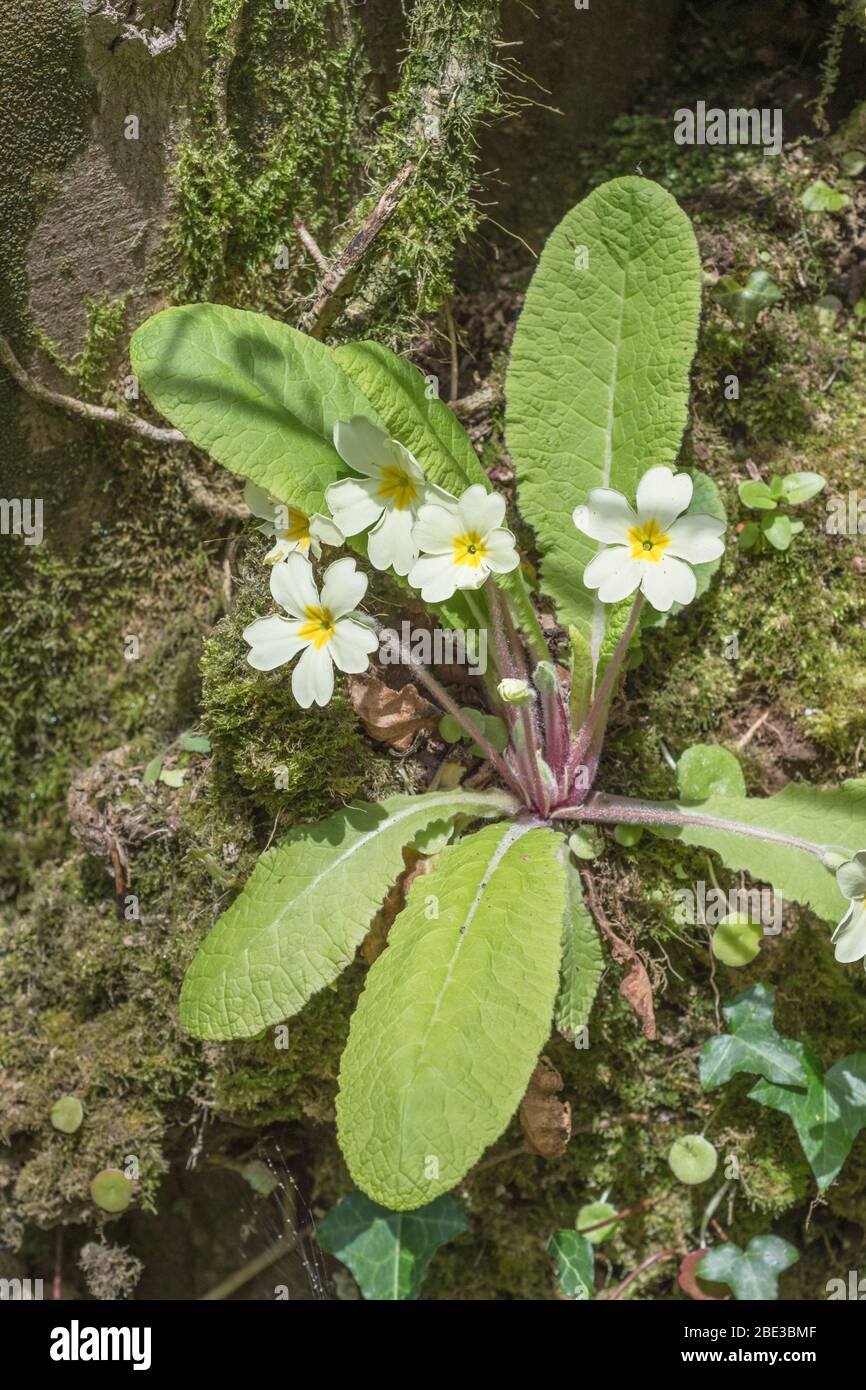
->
[519,1056,572,1159]
[346,672,438,751]
[581,870,657,1040]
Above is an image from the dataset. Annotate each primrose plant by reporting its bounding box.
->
[131,177,866,1212]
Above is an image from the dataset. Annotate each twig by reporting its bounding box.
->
[603,1249,683,1300]
[0,332,183,445]
[448,383,501,422]
[735,708,770,750]
[471,1143,529,1175]
[444,301,459,402]
[199,1228,309,1301]
[293,216,330,274]
[0,332,247,521]
[300,161,416,338]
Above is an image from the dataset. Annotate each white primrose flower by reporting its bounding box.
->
[408,484,520,603]
[325,417,453,576]
[243,553,378,708]
[831,851,866,964]
[572,466,726,613]
[244,480,343,565]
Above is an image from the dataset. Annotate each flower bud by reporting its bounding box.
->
[822,849,850,872]
[497,677,535,706]
[532,661,559,695]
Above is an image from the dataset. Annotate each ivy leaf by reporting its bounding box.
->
[699,984,808,1089]
[643,778,866,921]
[131,303,377,514]
[749,1050,866,1190]
[506,176,701,655]
[336,822,566,1209]
[180,789,516,1040]
[676,745,746,801]
[698,1236,799,1301]
[331,341,486,497]
[317,1191,467,1301]
[548,1230,594,1300]
[555,854,604,1042]
[717,270,782,327]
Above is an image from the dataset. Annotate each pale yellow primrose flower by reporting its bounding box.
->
[243,553,377,708]
[832,852,866,964]
[244,480,343,565]
[572,466,726,613]
[408,484,520,603]
[325,417,454,576]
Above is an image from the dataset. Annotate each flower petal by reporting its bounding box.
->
[244,479,277,522]
[483,527,520,574]
[333,416,391,478]
[636,466,693,529]
[324,476,383,536]
[243,615,306,670]
[833,902,866,963]
[457,484,505,536]
[639,553,697,612]
[309,513,344,547]
[573,489,637,543]
[319,556,368,618]
[666,512,727,563]
[367,505,418,575]
[584,546,642,603]
[329,617,379,673]
[291,642,334,708]
[837,852,866,901]
[413,500,460,554]
[408,552,459,603]
[269,551,319,617]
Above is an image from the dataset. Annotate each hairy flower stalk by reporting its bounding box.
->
[565,591,645,799]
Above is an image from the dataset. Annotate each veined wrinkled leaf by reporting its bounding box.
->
[317,1191,467,1301]
[636,779,866,921]
[555,853,604,1042]
[337,821,566,1210]
[332,340,487,496]
[180,789,516,1040]
[131,303,377,513]
[506,176,701,659]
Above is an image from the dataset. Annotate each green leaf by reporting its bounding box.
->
[180,789,516,1040]
[698,1236,799,1300]
[181,732,212,754]
[676,745,746,801]
[644,779,866,921]
[142,752,163,787]
[738,479,777,511]
[749,1050,866,1190]
[800,179,850,213]
[131,303,376,514]
[159,767,186,788]
[738,520,760,552]
[90,1169,134,1213]
[555,855,604,1041]
[50,1096,84,1134]
[332,341,486,497]
[548,1230,594,1300]
[761,512,792,550]
[699,984,808,1089]
[506,176,701,654]
[336,822,566,1209]
[317,1191,467,1301]
[777,471,826,505]
[717,270,782,327]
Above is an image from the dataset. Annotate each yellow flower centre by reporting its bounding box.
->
[376,464,418,511]
[453,530,488,568]
[277,507,312,546]
[297,604,336,650]
[627,518,671,563]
